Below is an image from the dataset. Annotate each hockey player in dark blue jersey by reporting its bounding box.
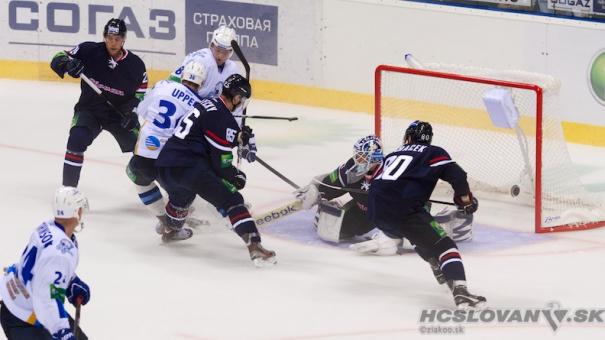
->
[368,121,485,308]
[50,18,148,187]
[155,74,276,267]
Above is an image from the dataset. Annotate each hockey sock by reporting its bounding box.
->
[136,184,164,216]
[164,202,189,230]
[434,237,466,282]
[63,150,84,187]
[227,204,260,243]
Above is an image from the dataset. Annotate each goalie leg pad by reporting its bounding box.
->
[434,209,473,242]
[315,200,345,242]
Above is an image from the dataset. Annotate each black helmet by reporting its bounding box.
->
[222,74,251,99]
[104,18,127,37]
[404,120,433,144]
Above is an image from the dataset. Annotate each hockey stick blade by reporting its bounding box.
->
[256,156,300,190]
[254,200,303,227]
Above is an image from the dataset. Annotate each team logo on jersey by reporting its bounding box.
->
[57,239,75,255]
[145,136,161,150]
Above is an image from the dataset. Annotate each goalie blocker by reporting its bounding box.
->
[316,199,473,254]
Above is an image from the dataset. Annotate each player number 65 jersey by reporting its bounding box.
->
[135,80,203,159]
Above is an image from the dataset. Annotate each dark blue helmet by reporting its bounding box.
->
[104,18,127,38]
[222,74,251,99]
[404,120,433,144]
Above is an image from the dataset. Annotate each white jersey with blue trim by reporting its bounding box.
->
[171,48,245,126]
[135,80,203,159]
[0,220,79,335]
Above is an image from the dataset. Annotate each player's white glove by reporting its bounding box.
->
[350,229,402,256]
[295,184,320,210]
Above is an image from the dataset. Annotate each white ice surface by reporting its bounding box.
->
[1,79,605,340]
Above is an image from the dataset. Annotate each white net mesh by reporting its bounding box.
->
[377,63,605,231]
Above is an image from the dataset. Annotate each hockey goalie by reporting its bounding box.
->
[295,135,473,255]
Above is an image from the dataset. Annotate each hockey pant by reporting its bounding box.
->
[157,159,261,243]
[63,110,138,186]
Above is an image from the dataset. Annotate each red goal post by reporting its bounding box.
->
[374,64,605,233]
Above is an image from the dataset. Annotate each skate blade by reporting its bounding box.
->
[185,217,210,228]
[252,256,277,268]
[456,300,487,310]
[161,229,193,243]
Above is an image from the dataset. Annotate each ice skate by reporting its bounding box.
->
[247,242,277,267]
[155,217,193,242]
[242,233,276,267]
[452,284,486,308]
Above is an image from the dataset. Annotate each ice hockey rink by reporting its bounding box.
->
[1,79,605,340]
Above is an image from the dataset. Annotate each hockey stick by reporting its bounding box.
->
[253,199,303,227]
[74,297,82,339]
[256,156,300,190]
[232,114,298,121]
[312,179,455,206]
[80,73,128,118]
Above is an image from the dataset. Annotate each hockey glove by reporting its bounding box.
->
[239,126,254,146]
[67,275,90,306]
[121,111,140,132]
[295,184,320,210]
[66,58,84,78]
[239,137,257,163]
[232,170,247,190]
[454,193,479,215]
[52,328,76,340]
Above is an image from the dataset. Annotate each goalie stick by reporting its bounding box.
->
[253,200,303,227]
[311,178,455,206]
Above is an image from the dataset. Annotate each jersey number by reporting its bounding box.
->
[152,100,177,129]
[377,155,414,181]
[175,108,200,139]
[20,246,38,285]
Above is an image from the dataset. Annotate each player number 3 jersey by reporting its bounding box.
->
[135,80,203,159]
[0,221,79,335]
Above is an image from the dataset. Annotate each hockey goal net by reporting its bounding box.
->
[375,63,605,233]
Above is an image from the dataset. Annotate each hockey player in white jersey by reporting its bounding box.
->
[126,61,206,241]
[169,25,245,124]
[0,187,90,340]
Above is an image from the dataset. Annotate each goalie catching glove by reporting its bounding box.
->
[454,192,478,215]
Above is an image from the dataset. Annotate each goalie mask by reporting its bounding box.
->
[351,135,384,176]
[404,120,433,145]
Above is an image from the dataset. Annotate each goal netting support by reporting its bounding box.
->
[375,63,605,233]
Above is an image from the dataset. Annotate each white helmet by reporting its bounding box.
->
[53,187,89,220]
[210,25,236,51]
[181,61,207,87]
